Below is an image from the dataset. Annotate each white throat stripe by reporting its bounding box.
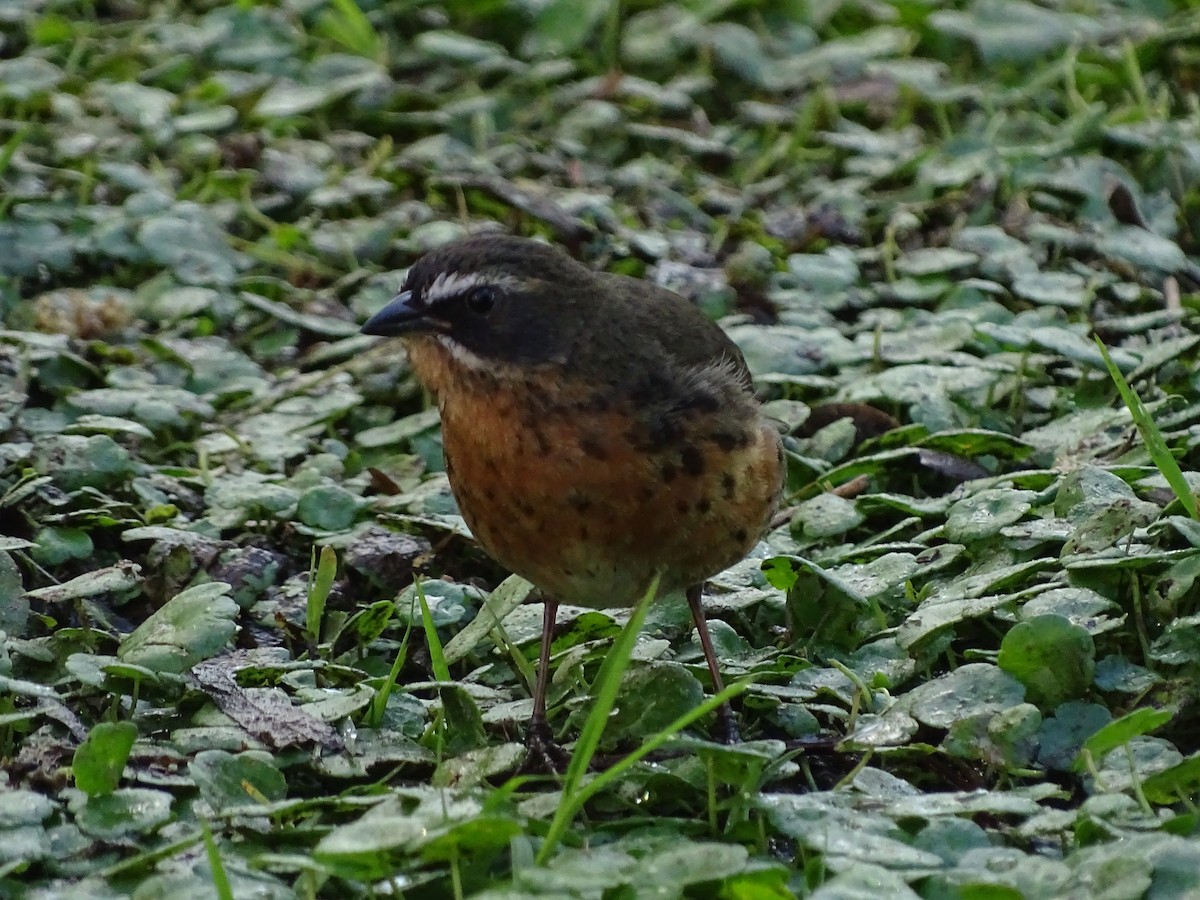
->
[433,333,490,370]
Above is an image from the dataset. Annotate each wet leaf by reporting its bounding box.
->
[904,664,1027,730]
[931,0,1106,63]
[73,721,137,797]
[998,615,1096,709]
[1075,708,1173,772]
[118,582,238,674]
[190,749,287,812]
[72,788,173,839]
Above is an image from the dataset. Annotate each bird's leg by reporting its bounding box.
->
[687,584,741,744]
[524,597,569,772]
[530,597,557,733]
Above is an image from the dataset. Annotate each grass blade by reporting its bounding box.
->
[365,593,417,728]
[416,577,451,682]
[1095,337,1198,519]
[541,681,749,864]
[538,575,661,862]
[305,545,338,654]
[200,820,234,900]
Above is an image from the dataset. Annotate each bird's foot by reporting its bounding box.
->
[714,703,742,745]
[520,717,570,775]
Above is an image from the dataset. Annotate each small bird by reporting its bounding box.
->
[362,234,783,759]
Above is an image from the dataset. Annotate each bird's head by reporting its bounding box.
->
[361,235,594,368]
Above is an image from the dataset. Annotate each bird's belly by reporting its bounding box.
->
[437,381,783,609]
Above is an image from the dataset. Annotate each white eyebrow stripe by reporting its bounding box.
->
[425,271,486,305]
[423,271,522,305]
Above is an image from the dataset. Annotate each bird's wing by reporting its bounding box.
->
[633,280,755,393]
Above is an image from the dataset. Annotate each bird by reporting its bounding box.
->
[361,234,784,762]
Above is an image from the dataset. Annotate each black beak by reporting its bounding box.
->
[361,290,437,336]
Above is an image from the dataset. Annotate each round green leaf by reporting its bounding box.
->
[118,582,238,674]
[606,662,704,744]
[31,434,133,491]
[190,749,287,812]
[904,663,1026,729]
[944,488,1035,542]
[73,788,173,839]
[73,722,138,797]
[31,526,94,567]
[998,614,1095,709]
[296,484,360,530]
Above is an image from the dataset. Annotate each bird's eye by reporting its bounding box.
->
[464,285,497,314]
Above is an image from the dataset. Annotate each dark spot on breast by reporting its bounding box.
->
[710,431,749,451]
[580,435,608,459]
[639,485,656,501]
[485,458,500,475]
[681,445,705,477]
[579,525,590,540]
[676,499,690,514]
[722,473,736,499]
[734,528,748,543]
[698,498,712,514]
[633,419,683,452]
[485,488,496,501]
[515,498,535,516]
[568,493,593,512]
[661,462,678,483]
[630,372,670,406]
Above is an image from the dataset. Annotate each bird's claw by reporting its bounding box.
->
[521,717,570,774]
